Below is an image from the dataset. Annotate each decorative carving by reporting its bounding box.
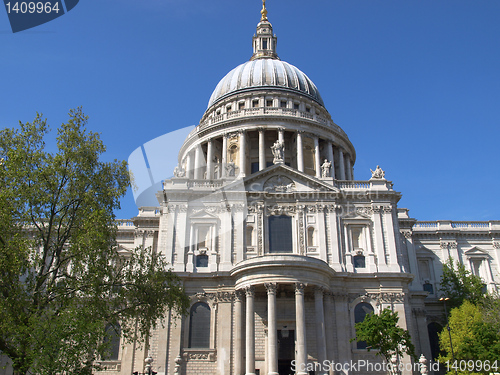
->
[216,292,234,303]
[372,205,382,214]
[379,292,405,304]
[295,282,306,294]
[234,289,245,302]
[179,205,188,213]
[493,242,500,249]
[321,159,332,178]
[402,230,413,239]
[266,205,296,216]
[370,165,385,179]
[244,285,255,297]
[271,140,285,164]
[298,209,305,254]
[263,175,295,193]
[265,283,277,295]
[383,206,393,214]
[173,165,186,178]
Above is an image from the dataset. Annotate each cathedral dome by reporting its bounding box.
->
[207,59,324,110]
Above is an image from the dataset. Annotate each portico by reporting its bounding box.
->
[231,255,334,375]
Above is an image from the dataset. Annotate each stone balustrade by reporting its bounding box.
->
[413,220,500,231]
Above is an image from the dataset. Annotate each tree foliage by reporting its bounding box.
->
[0,109,189,375]
[438,300,500,375]
[439,258,485,309]
[352,308,417,364]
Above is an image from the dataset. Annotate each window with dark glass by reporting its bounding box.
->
[196,254,208,268]
[266,99,273,107]
[353,255,366,269]
[239,102,245,110]
[423,282,433,294]
[293,103,299,110]
[263,40,268,49]
[354,303,374,349]
[268,215,293,253]
[252,100,259,108]
[188,302,211,348]
[280,100,287,108]
[103,323,121,360]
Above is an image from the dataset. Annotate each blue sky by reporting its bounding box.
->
[1,0,499,221]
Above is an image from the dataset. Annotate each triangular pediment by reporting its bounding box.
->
[189,209,219,219]
[117,245,133,256]
[464,246,489,257]
[243,164,339,193]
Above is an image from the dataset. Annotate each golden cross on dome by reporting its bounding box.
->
[261,0,268,21]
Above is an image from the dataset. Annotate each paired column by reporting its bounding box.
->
[266,283,278,375]
[314,136,321,178]
[245,286,256,375]
[345,156,352,180]
[258,128,266,171]
[194,146,202,179]
[295,283,308,375]
[297,131,304,172]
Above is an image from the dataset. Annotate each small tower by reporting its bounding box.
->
[250,0,279,60]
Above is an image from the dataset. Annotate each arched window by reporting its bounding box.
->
[354,302,374,349]
[103,323,120,360]
[268,215,293,253]
[189,302,211,348]
[307,227,315,247]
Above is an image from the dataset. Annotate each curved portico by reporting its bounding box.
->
[231,256,334,375]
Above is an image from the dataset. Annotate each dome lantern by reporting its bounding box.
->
[250,0,279,61]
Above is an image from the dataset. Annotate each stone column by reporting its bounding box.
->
[258,127,266,171]
[314,136,321,178]
[239,130,247,178]
[194,145,202,179]
[345,156,352,180]
[295,283,308,375]
[338,148,346,180]
[266,283,278,375]
[186,151,193,179]
[314,287,327,374]
[327,141,335,178]
[222,133,228,177]
[278,127,285,143]
[297,131,304,172]
[245,286,256,375]
[234,290,244,375]
[207,139,213,180]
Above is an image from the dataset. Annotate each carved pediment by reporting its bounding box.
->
[244,164,339,193]
[189,208,219,219]
[415,246,438,259]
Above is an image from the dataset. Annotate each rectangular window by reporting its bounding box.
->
[269,215,293,253]
[252,100,259,108]
[239,102,245,110]
[226,105,232,112]
[293,103,299,110]
[266,99,273,107]
[263,40,268,49]
[280,100,287,108]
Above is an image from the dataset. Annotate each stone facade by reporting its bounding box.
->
[1,3,499,375]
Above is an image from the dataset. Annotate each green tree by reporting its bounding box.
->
[439,258,485,309]
[438,300,500,375]
[0,109,189,375]
[352,308,417,365]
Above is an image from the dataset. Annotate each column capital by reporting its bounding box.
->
[265,282,278,295]
[235,289,245,302]
[257,126,266,133]
[238,129,247,135]
[297,129,305,134]
[295,282,306,295]
[277,126,285,133]
[244,285,255,297]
